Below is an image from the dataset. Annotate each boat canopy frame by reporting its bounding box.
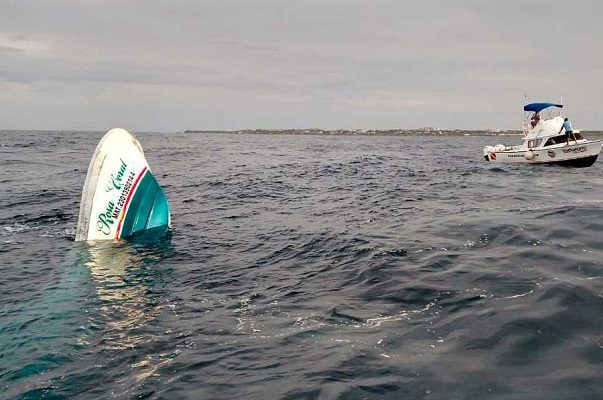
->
[521,101,564,134]
[523,102,563,121]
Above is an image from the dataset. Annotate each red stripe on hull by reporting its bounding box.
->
[115,167,148,238]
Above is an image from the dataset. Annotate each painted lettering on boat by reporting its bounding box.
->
[97,201,116,235]
[508,153,539,158]
[95,159,140,236]
[117,171,137,209]
[562,146,587,154]
[96,170,139,236]
[105,159,127,192]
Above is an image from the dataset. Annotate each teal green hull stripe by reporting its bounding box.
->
[120,171,170,238]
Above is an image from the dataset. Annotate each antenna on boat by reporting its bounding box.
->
[522,94,529,134]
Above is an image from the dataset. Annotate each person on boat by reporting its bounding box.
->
[559,117,576,145]
[530,111,541,128]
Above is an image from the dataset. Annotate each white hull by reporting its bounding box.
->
[75,128,171,241]
[484,140,603,167]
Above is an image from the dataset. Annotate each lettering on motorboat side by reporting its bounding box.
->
[548,150,556,158]
[562,146,587,154]
[507,153,539,158]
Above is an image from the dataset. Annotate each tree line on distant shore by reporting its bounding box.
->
[183,128,603,137]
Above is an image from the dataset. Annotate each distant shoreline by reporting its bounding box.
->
[184,129,603,137]
[2,129,601,137]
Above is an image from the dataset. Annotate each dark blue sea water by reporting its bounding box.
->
[1,130,602,399]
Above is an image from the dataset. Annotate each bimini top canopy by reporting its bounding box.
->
[523,102,563,112]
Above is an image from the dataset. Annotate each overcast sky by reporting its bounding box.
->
[1,0,601,131]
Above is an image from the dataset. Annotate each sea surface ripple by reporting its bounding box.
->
[1,131,602,399]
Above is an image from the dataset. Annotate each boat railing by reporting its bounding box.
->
[522,120,531,136]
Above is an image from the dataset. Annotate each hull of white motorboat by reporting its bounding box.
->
[484,140,603,168]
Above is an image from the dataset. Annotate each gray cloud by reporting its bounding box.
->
[0,46,23,54]
[1,0,601,131]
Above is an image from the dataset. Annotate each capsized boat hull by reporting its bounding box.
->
[484,140,603,168]
[75,128,170,241]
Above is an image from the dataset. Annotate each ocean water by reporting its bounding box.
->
[1,130,602,399]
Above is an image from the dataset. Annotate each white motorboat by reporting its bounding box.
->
[483,102,603,167]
